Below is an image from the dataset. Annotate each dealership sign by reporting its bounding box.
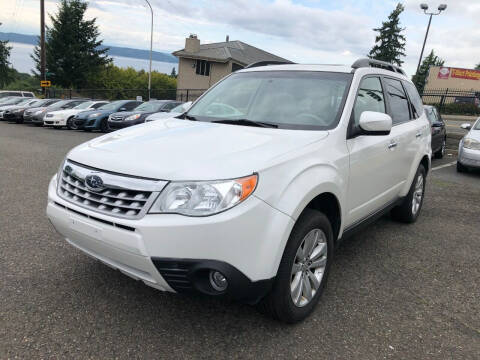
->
[438,67,480,81]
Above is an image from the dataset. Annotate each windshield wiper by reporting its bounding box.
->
[184,114,197,121]
[212,119,278,128]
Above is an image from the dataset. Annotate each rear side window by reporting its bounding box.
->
[353,77,386,126]
[403,82,423,118]
[23,92,34,98]
[124,101,142,110]
[92,102,107,109]
[384,78,411,124]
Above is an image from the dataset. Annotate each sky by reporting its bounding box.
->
[1,0,479,77]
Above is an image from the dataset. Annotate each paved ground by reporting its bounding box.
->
[1,122,479,359]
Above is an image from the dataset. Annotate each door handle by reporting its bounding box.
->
[388,142,397,149]
[416,132,422,138]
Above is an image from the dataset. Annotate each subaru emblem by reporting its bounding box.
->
[85,174,104,192]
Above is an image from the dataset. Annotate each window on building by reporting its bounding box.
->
[196,60,211,76]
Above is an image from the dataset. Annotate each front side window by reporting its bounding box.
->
[384,78,411,124]
[196,60,211,76]
[187,71,353,130]
[352,77,386,127]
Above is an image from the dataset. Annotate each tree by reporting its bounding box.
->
[170,67,177,78]
[368,3,406,66]
[31,0,111,88]
[412,50,444,93]
[475,63,480,70]
[0,24,13,87]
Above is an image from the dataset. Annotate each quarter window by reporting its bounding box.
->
[196,60,211,76]
[384,78,411,124]
[353,77,386,126]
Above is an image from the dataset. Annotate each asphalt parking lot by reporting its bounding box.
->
[1,122,479,359]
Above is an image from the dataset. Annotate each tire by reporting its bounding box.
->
[391,164,426,223]
[456,161,467,173]
[100,118,109,133]
[66,116,76,130]
[258,209,334,323]
[434,138,446,159]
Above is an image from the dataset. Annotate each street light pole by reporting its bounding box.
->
[416,3,447,74]
[144,0,153,100]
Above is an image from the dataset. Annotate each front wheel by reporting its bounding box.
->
[456,161,467,173]
[66,116,77,130]
[391,164,426,223]
[258,209,333,323]
[100,118,109,133]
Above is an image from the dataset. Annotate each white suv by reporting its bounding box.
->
[47,59,431,323]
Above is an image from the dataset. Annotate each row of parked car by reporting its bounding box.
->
[0,96,192,132]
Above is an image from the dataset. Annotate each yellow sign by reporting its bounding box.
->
[40,80,51,87]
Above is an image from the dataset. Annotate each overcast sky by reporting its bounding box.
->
[1,0,479,76]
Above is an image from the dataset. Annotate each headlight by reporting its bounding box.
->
[34,110,43,115]
[88,112,102,118]
[125,114,141,121]
[13,108,25,113]
[463,138,480,150]
[149,174,258,216]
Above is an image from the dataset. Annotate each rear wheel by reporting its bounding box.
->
[258,209,333,323]
[434,138,446,159]
[66,116,76,130]
[391,164,426,223]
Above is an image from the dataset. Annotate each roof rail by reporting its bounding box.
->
[245,60,295,69]
[351,58,406,76]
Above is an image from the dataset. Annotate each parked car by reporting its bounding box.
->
[145,101,192,122]
[72,100,143,132]
[0,98,37,120]
[23,99,62,124]
[0,90,35,99]
[424,105,447,158]
[457,117,480,172]
[27,99,89,126]
[47,59,431,323]
[108,100,182,130]
[3,98,50,123]
[43,100,110,129]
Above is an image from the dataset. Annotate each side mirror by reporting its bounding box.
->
[460,123,471,130]
[432,122,443,128]
[359,111,392,135]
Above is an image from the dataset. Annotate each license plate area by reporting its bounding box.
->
[70,217,102,240]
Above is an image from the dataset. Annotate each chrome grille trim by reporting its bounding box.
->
[57,160,167,219]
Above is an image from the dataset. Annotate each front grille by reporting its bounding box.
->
[57,160,167,219]
[151,260,193,291]
[45,114,54,118]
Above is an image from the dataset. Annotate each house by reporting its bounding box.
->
[172,35,290,98]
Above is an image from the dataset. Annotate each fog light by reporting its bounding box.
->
[209,270,228,292]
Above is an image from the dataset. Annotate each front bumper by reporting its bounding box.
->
[108,119,143,130]
[458,145,480,168]
[47,175,293,303]
[44,116,68,126]
[3,112,20,121]
[82,117,102,130]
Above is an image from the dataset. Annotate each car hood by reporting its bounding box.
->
[146,112,181,121]
[0,104,23,110]
[47,109,77,116]
[68,118,328,180]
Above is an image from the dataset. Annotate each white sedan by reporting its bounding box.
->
[145,101,192,122]
[43,100,109,129]
[457,117,480,172]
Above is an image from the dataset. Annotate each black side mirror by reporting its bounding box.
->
[432,122,443,128]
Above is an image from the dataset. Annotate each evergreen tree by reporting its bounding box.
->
[368,3,406,66]
[475,63,480,70]
[412,50,444,93]
[170,67,177,78]
[31,0,111,88]
[0,23,13,87]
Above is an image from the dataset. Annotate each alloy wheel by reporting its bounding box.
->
[290,228,328,307]
[412,174,424,215]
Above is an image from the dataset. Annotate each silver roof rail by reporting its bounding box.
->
[351,58,406,76]
[245,60,295,69]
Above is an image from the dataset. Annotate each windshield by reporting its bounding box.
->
[1,97,24,105]
[133,102,165,112]
[47,100,71,109]
[98,101,125,110]
[74,101,94,109]
[187,71,352,129]
[171,102,190,113]
[28,99,45,107]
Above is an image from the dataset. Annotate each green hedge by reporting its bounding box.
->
[440,103,480,115]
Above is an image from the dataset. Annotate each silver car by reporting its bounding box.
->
[457,117,480,172]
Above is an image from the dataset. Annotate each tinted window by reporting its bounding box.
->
[124,101,142,110]
[91,102,107,109]
[353,77,386,126]
[23,92,34,98]
[403,81,423,118]
[384,78,411,124]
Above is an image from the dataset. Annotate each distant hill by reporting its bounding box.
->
[0,32,178,64]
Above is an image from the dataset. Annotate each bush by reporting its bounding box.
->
[440,102,480,115]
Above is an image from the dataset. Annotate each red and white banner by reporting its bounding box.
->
[437,67,480,81]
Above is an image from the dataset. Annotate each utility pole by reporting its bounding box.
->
[144,0,153,101]
[40,0,46,95]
